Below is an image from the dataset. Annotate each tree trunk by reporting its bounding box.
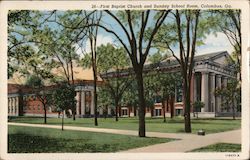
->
[151,107,153,118]
[135,70,146,137]
[73,109,76,120]
[104,105,107,119]
[119,107,121,117]
[232,98,235,120]
[162,99,166,123]
[134,106,137,117]
[115,99,119,121]
[94,75,98,126]
[44,105,47,124]
[128,107,131,117]
[184,83,192,133]
[62,110,64,131]
[170,96,174,118]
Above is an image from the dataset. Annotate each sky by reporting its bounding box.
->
[80,31,233,56]
[76,11,234,57]
[14,10,234,58]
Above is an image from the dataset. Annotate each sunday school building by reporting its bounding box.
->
[8,51,241,118]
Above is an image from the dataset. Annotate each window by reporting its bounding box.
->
[155,109,162,116]
[154,96,161,103]
[176,82,183,102]
[122,109,128,116]
[175,109,183,116]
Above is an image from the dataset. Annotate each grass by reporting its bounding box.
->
[191,143,241,152]
[9,116,241,134]
[8,125,174,153]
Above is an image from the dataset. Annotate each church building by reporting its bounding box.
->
[8,51,240,118]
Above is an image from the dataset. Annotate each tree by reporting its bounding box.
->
[98,44,131,121]
[26,75,52,124]
[98,10,170,137]
[192,101,204,118]
[42,10,170,136]
[8,10,81,120]
[151,10,219,132]
[97,86,112,119]
[52,83,76,130]
[215,79,240,120]
[147,51,181,121]
[211,10,241,80]
[83,44,132,121]
[8,16,56,124]
[121,80,139,117]
[84,12,103,126]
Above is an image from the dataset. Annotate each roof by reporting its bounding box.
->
[102,51,233,78]
[8,80,104,95]
[8,67,102,85]
[193,51,230,62]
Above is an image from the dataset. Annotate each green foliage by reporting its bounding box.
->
[215,79,241,114]
[26,75,43,88]
[148,51,170,64]
[97,86,113,107]
[121,80,139,107]
[8,10,81,83]
[52,84,76,113]
[193,101,205,111]
[81,43,130,73]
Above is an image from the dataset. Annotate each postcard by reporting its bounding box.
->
[0,0,249,160]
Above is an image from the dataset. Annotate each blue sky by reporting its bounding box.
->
[79,11,234,58]
[19,10,233,58]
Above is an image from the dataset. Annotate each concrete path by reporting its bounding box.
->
[8,122,241,152]
[123,129,241,153]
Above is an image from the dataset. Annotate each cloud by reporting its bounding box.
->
[75,34,114,57]
[197,32,234,55]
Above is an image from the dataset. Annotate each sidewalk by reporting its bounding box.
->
[8,122,241,152]
[122,129,241,152]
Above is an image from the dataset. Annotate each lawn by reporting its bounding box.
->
[8,125,174,153]
[191,143,241,152]
[9,116,241,134]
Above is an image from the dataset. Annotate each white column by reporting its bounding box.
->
[76,92,80,115]
[108,107,111,115]
[193,74,197,102]
[8,98,10,114]
[81,91,85,116]
[99,107,103,115]
[201,72,209,112]
[210,73,216,112]
[216,75,222,112]
[90,91,95,115]
[15,97,19,116]
[12,98,16,115]
[222,77,228,87]
[10,98,13,115]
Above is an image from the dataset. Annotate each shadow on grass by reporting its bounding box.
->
[8,133,120,153]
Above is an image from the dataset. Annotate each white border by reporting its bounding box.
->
[0,1,249,160]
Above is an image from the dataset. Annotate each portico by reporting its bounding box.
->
[191,51,235,117]
[75,85,95,117]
